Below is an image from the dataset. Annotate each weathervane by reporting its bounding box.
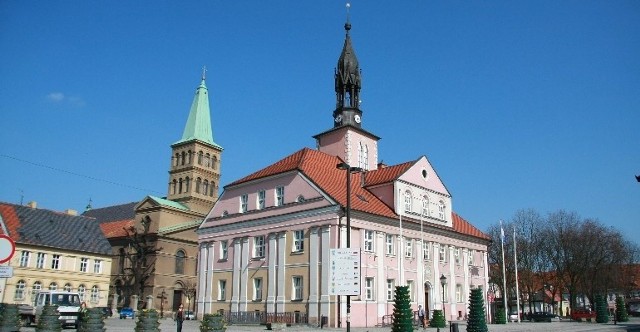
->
[202,66,207,81]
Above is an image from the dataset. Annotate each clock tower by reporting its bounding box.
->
[314,13,379,170]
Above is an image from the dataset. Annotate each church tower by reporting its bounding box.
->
[167,70,223,215]
[315,13,380,170]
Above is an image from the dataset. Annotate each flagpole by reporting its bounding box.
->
[500,220,508,322]
[514,226,521,323]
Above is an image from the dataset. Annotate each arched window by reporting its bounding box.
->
[187,150,193,164]
[175,250,186,274]
[422,195,430,217]
[178,178,183,194]
[90,285,99,303]
[15,280,26,300]
[198,151,203,165]
[196,178,202,193]
[174,153,179,167]
[172,180,177,195]
[438,201,446,220]
[358,142,364,169]
[205,153,211,167]
[78,284,86,302]
[64,283,72,292]
[32,281,42,297]
[203,180,209,195]
[49,282,57,290]
[210,182,215,197]
[363,144,369,170]
[185,177,190,192]
[404,190,412,213]
[181,151,186,166]
[118,248,125,273]
[212,156,218,170]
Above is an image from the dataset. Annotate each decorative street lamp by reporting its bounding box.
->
[336,162,363,332]
[440,274,447,323]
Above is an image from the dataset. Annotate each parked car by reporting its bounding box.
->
[97,307,113,318]
[571,308,596,321]
[529,312,557,322]
[119,307,134,319]
[508,311,520,322]
[184,310,196,320]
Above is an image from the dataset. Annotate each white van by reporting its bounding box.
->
[34,291,82,327]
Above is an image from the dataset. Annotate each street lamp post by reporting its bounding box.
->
[440,274,447,324]
[337,162,362,332]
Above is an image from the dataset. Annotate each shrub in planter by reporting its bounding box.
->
[429,310,446,328]
[0,303,21,332]
[77,308,106,332]
[494,308,507,324]
[200,313,227,332]
[36,305,62,332]
[135,309,160,332]
[616,296,629,322]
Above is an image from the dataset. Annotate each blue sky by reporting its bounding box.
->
[1,1,639,243]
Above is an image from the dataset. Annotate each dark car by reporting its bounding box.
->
[529,312,557,322]
[97,307,112,318]
[119,307,134,319]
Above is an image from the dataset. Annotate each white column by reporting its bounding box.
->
[483,251,491,323]
[433,243,441,312]
[417,240,424,306]
[309,227,319,321]
[267,233,277,313]
[320,226,331,320]
[398,235,404,285]
[276,232,286,313]
[197,242,209,317]
[448,245,456,320]
[376,231,386,317]
[231,238,242,312]
[240,237,249,311]
[463,248,470,314]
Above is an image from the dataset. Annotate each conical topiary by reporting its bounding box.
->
[0,303,21,332]
[135,309,160,332]
[467,288,488,332]
[36,305,62,332]
[429,310,445,328]
[391,286,414,332]
[615,296,629,322]
[595,295,609,323]
[200,313,227,332]
[494,308,506,324]
[77,308,106,332]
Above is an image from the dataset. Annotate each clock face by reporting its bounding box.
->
[354,114,361,123]
[334,115,342,123]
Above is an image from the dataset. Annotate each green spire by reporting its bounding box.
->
[174,68,220,148]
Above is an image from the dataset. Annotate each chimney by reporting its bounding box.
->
[64,209,78,216]
[377,162,387,169]
[27,201,37,209]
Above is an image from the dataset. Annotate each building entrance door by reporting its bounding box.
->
[173,290,183,310]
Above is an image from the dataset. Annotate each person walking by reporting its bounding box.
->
[418,304,426,329]
[175,304,185,332]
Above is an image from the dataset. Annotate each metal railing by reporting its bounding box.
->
[223,311,308,325]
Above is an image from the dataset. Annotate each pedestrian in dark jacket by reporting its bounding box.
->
[175,304,185,332]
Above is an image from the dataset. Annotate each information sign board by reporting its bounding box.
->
[329,248,361,296]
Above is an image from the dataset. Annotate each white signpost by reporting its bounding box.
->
[329,248,361,296]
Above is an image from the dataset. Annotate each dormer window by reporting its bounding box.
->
[438,200,446,220]
[404,190,412,213]
[257,190,265,209]
[240,194,248,213]
[275,186,284,206]
[422,195,429,217]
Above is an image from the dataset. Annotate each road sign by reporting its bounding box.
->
[0,235,16,264]
[329,248,361,296]
[0,266,13,278]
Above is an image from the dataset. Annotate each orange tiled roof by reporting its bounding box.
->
[99,219,134,238]
[227,148,489,240]
[0,203,21,239]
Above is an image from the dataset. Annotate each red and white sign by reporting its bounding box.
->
[487,291,495,303]
[0,234,16,264]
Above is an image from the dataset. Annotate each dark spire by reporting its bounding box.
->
[333,3,363,128]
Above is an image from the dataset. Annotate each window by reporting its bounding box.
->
[94,259,103,274]
[91,285,99,303]
[78,284,86,302]
[363,144,369,170]
[19,251,30,267]
[257,190,265,209]
[210,182,215,197]
[423,242,431,261]
[198,151,203,165]
[405,238,413,258]
[292,276,303,300]
[36,252,45,269]
[407,280,414,302]
[15,280,26,300]
[358,142,364,169]
[454,247,461,265]
[253,278,263,301]
[51,254,60,270]
[185,177,190,192]
[386,279,395,301]
[293,230,304,252]
[468,250,475,266]
[240,194,248,213]
[439,245,446,262]
[212,156,218,170]
[220,241,228,260]
[456,284,463,303]
[203,180,209,195]
[196,178,202,193]
[385,234,395,255]
[422,196,430,217]
[80,257,89,272]
[404,190,412,213]
[218,280,226,300]
[438,201,446,220]
[364,230,374,252]
[254,236,265,258]
[178,178,183,193]
[175,250,186,274]
[49,282,58,290]
[364,277,375,300]
[276,186,285,206]
[32,281,42,298]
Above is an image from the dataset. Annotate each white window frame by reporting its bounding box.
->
[407,280,414,302]
[51,254,60,270]
[293,230,304,252]
[93,259,102,274]
[80,257,88,272]
[254,236,265,258]
[220,240,228,260]
[386,279,395,301]
[456,284,463,303]
[240,194,248,213]
[404,190,412,213]
[405,238,413,258]
[364,230,374,252]
[292,276,303,300]
[439,245,446,262]
[32,281,42,298]
[15,280,26,300]
[365,277,375,301]
[257,190,265,210]
[20,251,30,267]
[218,280,226,300]
[385,234,394,255]
[423,241,431,261]
[78,284,86,302]
[275,186,285,206]
[438,201,445,220]
[36,252,45,269]
[455,247,461,265]
[253,278,263,301]
[422,195,430,217]
[468,249,475,266]
[49,282,58,290]
[64,283,72,292]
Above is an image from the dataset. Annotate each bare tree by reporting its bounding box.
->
[122,216,162,308]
